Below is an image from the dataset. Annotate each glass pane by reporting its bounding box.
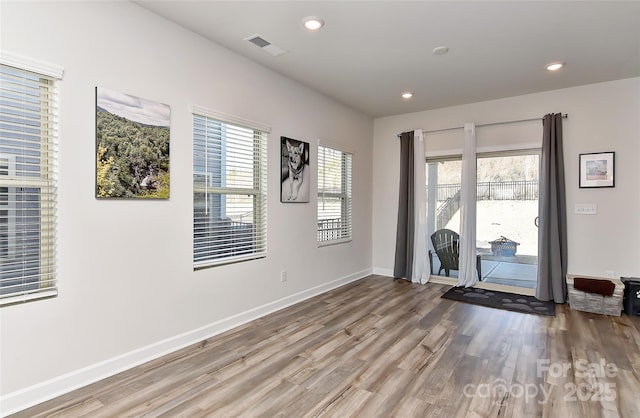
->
[317,146,352,242]
[317,196,343,241]
[224,127,256,189]
[0,67,44,178]
[0,187,41,295]
[0,187,7,258]
[318,147,343,192]
[426,159,462,234]
[476,154,539,288]
[193,192,259,262]
[426,159,462,278]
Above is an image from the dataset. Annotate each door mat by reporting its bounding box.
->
[441,286,556,316]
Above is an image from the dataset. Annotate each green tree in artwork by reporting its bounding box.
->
[96,145,116,197]
[96,108,170,198]
[143,171,170,199]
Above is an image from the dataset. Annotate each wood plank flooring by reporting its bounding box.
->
[11,275,640,417]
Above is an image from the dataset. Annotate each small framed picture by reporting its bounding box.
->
[579,152,615,188]
[281,136,310,202]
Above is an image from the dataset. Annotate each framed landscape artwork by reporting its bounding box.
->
[280,136,310,203]
[95,87,171,199]
[579,151,615,188]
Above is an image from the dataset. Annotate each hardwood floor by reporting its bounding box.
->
[11,275,640,417]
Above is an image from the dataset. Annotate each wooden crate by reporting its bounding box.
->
[566,274,623,316]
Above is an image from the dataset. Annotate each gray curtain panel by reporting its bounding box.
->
[536,113,568,303]
[394,131,415,279]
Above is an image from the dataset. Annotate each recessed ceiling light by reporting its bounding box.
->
[432,46,449,55]
[303,16,324,31]
[401,92,414,99]
[546,62,565,71]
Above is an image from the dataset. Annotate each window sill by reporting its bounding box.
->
[318,238,352,248]
[194,253,267,270]
[0,288,58,307]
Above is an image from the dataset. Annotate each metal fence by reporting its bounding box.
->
[477,180,539,201]
[436,183,462,201]
[436,180,538,202]
[318,218,343,242]
[434,180,538,229]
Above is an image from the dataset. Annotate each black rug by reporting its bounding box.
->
[441,286,556,316]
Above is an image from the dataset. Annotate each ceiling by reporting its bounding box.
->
[135,1,640,118]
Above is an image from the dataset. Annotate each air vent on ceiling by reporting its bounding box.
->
[244,34,288,57]
[247,35,270,48]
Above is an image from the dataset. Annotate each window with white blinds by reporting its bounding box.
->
[317,145,352,245]
[193,109,268,268]
[0,59,61,306]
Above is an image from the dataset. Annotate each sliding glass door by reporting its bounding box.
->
[426,159,461,279]
[475,152,539,288]
[426,150,540,289]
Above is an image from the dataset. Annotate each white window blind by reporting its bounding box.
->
[318,145,352,245]
[193,111,268,268]
[0,62,60,305]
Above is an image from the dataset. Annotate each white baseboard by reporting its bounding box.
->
[0,269,372,417]
[372,267,393,277]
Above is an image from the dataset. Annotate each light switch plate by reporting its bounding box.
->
[575,203,597,215]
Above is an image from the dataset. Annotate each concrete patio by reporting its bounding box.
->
[431,253,538,289]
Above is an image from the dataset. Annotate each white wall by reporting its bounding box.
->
[0,2,372,413]
[373,77,640,280]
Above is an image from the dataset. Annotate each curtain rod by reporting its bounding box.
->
[397,113,568,137]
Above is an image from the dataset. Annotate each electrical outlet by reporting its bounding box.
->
[604,270,615,279]
[280,271,287,283]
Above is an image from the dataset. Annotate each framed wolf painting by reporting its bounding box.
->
[280,136,310,203]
